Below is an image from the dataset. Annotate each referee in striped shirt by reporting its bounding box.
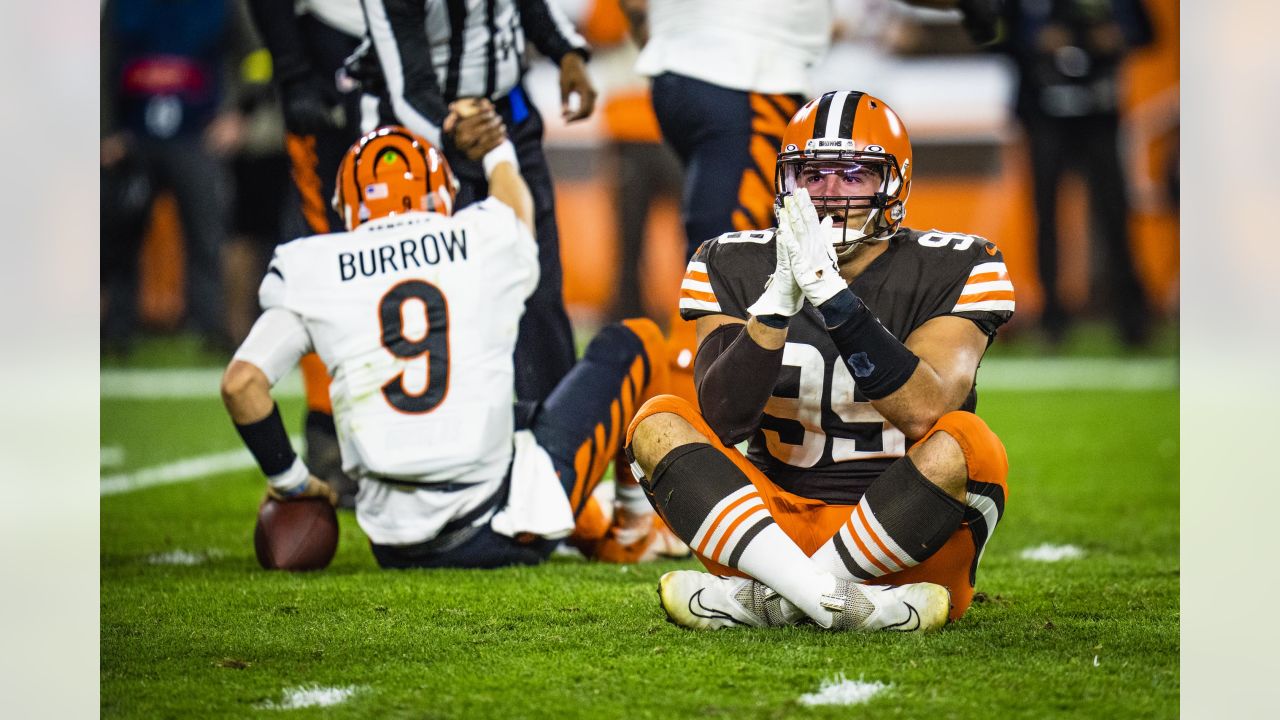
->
[361,0,597,407]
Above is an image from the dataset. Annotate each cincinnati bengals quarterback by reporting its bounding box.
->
[222,113,686,568]
[626,91,1015,631]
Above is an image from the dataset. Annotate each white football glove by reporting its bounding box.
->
[785,189,848,307]
[745,203,805,320]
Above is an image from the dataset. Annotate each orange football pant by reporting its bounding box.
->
[626,394,1009,620]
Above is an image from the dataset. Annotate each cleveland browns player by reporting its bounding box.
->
[625,91,1015,630]
[221,109,685,568]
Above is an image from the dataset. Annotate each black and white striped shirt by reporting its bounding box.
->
[362,0,588,146]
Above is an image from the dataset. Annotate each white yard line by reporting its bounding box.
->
[100,359,1175,400]
[101,368,303,399]
[976,357,1178,391]
[100,436,302,496]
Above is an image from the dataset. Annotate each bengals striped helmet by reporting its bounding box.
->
[333,126,458,230]
[775,91,912,254]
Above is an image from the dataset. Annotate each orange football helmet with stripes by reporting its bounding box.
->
[333,126,458,231]
[775,91,912,255]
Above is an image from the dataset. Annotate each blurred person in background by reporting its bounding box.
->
[245,0,371,507]
[995,0,1155,346]
[223,47,292,347]
[579,0,682,323]
[359,0,598,409]
[100,0,258,354]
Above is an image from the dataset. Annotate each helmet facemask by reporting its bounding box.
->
[775,144,908,259]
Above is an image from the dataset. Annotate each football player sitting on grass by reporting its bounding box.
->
[625,91,1015,631]
[222,101,687,569]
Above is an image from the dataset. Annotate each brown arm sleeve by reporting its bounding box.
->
[693,323,783,446]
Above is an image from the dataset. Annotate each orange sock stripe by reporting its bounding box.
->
[710,504,765,563]
[695,491,761,556]
[856,503,909,570]
[846,518,893,576]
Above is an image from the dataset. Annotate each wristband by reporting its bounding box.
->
[818,289,920,400]
[234,403,298,478]
[754,314,790,329]
[482,140,519,180]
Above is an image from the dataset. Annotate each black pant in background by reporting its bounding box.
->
[1022,111,1150,344]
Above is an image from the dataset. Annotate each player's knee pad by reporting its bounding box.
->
[928,411,1008,494]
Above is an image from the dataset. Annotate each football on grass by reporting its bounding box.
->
[254,496,339,571]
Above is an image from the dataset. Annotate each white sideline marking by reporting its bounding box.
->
[100,436,302,496]
[258,685,358,710]
[101,368,303,399]
[978,357,1177,391]
[1020,543,1085,562]
[798,674,890,707]
[99,358,1176,400]
[147,549,224,566]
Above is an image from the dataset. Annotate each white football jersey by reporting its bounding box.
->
[259,200,538,486]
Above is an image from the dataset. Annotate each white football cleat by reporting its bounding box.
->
[658,571,951,633]
[823,580,951,633]
[658,571,795,630]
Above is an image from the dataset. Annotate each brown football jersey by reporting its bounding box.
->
[678,226,1015,504]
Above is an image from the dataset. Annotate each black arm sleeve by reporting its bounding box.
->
[693,323,784,446]
[245,0,313,85]
[516,0,589,63]
[365,0,449,131]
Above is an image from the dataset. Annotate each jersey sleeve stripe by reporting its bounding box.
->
[957,290,1015,304]
[953,299,1016,312]
[969,261,1008,277]
[959,280,1015,296]
[684,268,710,283]
[679,297,722,313]
[686,260,709,274]
[680,278,714,294]
[965,271,1007,285]
[680,287,718,303]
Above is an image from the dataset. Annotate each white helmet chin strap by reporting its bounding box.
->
[829,210,885,259]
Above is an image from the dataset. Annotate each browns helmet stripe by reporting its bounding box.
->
[811,91,836,137]
[809,91,867,142]
[837,91,863,139]
[821,91,850,139]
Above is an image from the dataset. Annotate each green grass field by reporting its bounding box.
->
[101,337,1178,718]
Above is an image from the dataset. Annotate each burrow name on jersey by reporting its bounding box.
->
[338,229,469,282]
